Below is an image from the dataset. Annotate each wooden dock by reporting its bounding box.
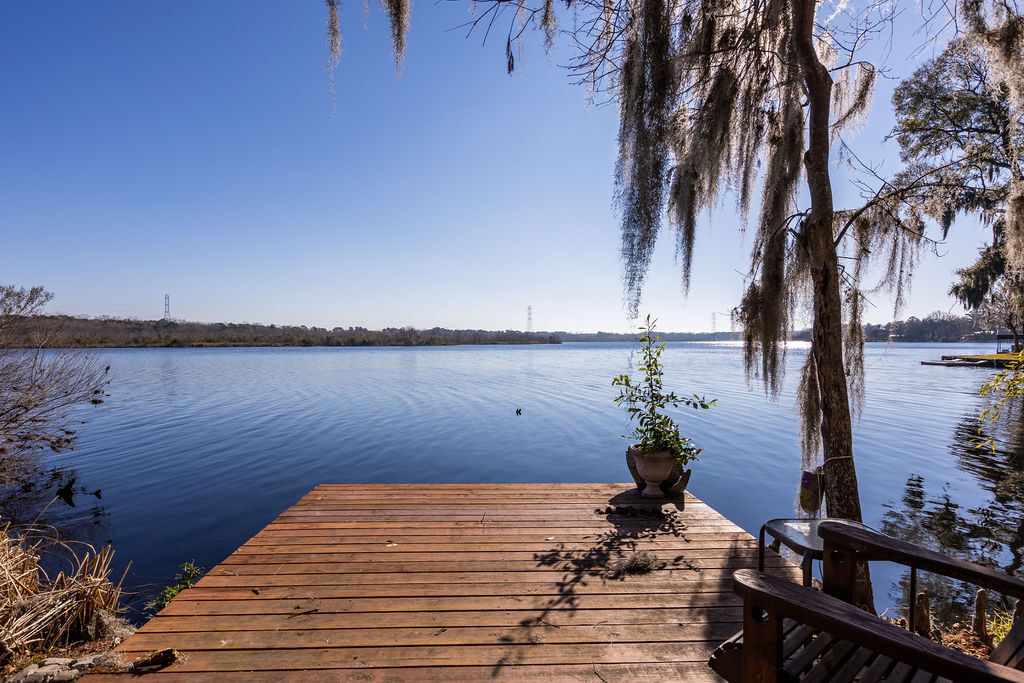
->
[87,483,799,681]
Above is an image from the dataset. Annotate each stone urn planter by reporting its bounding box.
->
[626,445,692,498]
[613,316,715,501]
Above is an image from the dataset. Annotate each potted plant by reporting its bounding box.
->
[613,315,714,498]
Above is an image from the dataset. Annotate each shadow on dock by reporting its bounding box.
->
[87,483,797,681]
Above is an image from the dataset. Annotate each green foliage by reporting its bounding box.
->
[891,38,1024,318]
[951,245,1007,312]
[990,608,1016,646]
[978,349,1024,449]
[612,316,714,465]
[145,560,203,615]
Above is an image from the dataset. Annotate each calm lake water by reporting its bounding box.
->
[11,341,1023,621]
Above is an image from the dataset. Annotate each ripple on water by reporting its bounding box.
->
[18,341,1016,618]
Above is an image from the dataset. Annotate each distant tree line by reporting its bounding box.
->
[3,314,1000,348]
[864,313,991,343]
[5,316,560,348]
[563,314,995,344]
[563,313,999,344]
[790,313,992,343]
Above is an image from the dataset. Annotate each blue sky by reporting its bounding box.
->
[0,2,991,332]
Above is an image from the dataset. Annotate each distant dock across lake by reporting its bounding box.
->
[921,353,1018,368]
[85,483,798,680]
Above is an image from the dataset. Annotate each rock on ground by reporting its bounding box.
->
[7,648,115,682]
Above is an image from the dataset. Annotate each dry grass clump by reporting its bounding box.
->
[606,550,660,578]
[0,520,129,663]
[881,607,1021,661]
[939,623,992,659]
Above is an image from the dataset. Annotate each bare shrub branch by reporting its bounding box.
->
[0,286,108,484]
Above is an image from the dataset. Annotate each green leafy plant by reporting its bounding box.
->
[145,560,203,615]
[977,349,1024,450]
[613,315,714,465]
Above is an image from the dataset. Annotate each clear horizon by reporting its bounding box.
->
[0,2,992,334]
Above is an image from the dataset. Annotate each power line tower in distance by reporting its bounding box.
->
[712,311,734,340]
[164,294,170,321]
[527,306,533,333]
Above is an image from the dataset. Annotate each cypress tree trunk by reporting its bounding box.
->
[793,0,874,610]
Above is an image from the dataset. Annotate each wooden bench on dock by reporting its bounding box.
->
[85,483,799,680]
[710,522,1024,682]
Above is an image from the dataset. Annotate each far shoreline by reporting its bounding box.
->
[7,313,1004,348]
[22,339,1005,351]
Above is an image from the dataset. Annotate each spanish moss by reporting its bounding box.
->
[323,0,410,88]
[961,1,1024,274]
[796,353,821,467]
[383,0,411,72]
[616,0,675,313]
[326,0,342,103]
[844,288,865,418]
[831,63,876,140]
[541,0,557,50]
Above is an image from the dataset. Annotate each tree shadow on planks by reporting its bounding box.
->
[490,488,697,675]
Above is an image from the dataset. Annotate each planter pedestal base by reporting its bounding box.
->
[625,447,691,499]
[640,480,666,498]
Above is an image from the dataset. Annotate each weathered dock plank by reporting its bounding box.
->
[86,483,800,680]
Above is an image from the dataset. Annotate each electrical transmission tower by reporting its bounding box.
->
[527,306,533,333]
[164,294,170,321]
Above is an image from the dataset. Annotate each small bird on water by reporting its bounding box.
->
[515,408,522,415]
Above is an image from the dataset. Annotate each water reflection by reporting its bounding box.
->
[0,460,113,582]
[23,343,1009,622]
[880,407,1024,624]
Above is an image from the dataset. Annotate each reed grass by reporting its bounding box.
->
[0,518,129,662]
